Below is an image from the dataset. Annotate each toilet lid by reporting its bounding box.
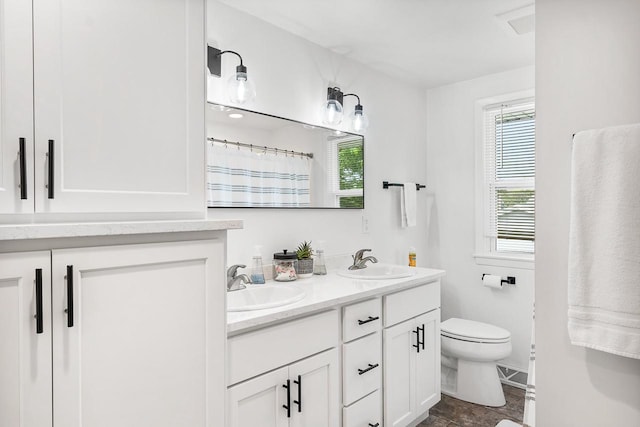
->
[441,318,511,343]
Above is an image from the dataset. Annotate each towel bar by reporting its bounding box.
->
[382,181,426,190]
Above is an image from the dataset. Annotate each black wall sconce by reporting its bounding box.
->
[207,46,256,104]
[321,86,369,132]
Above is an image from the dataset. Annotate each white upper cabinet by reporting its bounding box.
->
[1,0,206,217]
[0,0,34,213]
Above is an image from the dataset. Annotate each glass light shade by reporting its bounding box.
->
[350,109,369,132]
[321,99,344,125]
[227,71,256,104]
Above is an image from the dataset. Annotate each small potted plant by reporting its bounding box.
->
[296,240,314,278]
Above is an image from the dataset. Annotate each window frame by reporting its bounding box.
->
[327,136,364,208]
[474,90,535,269]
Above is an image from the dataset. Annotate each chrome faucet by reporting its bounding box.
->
[349,249,379,270]
[227,264,252,291]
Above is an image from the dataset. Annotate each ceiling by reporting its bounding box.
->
[218,0,535,89]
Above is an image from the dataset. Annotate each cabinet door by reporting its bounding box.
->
[0,251,52,427]
[0,0,34,213]
[383,318,417,427]
[289,349,340,427]
[415,309,441,414]
[227,367,290,427]
[51,240,225,427]
[32,0,205,214]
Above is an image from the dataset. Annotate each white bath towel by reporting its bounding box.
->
[401,182,417,227]
[568,123,640,359]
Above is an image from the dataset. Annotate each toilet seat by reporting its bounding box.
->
[441,318,510,343]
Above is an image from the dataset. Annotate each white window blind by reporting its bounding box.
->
[484,101,535,253]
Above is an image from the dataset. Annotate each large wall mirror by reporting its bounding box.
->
[206,103,364,208]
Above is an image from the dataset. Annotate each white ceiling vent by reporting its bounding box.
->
[496,4,535,35]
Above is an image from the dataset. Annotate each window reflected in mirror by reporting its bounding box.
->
[206,103,364,209]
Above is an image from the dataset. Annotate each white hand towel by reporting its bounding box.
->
[401,182,417,228]
[568,123,640,359]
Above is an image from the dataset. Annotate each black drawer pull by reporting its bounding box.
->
[357,315,380,326]
[19,138,27,199]
[293,374,302,412]
[66,265,74,327]
[282,379,291,418]
[420,323,426,350]
[413,327,421,353]
[35,268,43,334]
[369,423,380,427]
[47,139,54,199]
[357,363,379,375]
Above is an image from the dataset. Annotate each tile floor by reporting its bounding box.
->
[419,384,525,427]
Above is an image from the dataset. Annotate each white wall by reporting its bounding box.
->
[536,0,640,425]
[207,1,429,268]
[426,66,535,371]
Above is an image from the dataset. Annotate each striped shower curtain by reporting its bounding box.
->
[207,144,311,207]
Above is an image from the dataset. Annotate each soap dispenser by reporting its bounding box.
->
[313,241,327,275]
[250,245,266,284]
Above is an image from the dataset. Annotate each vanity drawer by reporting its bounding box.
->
[343,298,382,342]
[227,310,339,386]
[384,281,440,327]
[343,389,382,427]
[343,332,381,405]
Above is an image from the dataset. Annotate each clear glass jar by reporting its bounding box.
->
[273,250,297,282]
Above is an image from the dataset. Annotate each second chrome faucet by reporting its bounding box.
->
[349,249,378,270]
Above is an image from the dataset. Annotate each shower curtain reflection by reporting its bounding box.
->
[207,143,311,207]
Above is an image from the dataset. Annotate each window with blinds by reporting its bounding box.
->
[483,100,535,253]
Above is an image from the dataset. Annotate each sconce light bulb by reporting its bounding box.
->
[350,106,369,132]
[227,70,256,104]
[321,99,344,126]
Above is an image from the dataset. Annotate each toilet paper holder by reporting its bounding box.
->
[482,274,516,285]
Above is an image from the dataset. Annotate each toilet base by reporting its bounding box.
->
[441,359,505,407]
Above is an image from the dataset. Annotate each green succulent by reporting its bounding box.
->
[296,241,313,260]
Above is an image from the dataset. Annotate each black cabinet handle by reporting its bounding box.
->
[357,315,380,326]
[413,327,421,353]
[357,363,379,375]
[19,138,27,199]
[293,374,302,412]
[35,268,43,334]
[369,423,380,427]
[47,139,54,199]
[420,324,426,350]
[66,265,74,327]
[282,379,291,418]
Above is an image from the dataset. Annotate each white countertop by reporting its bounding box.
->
[227,266,445,334]
[0,219,243,241]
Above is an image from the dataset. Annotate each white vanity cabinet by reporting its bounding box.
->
[0,238,226,427]
[0,0,205,216]
[228,349,338,427]
[227,276,443,427]
[383,284,441,427]
[227,310,340,427]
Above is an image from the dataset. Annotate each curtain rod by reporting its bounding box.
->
[208,137,314,159]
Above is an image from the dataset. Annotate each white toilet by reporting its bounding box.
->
[440,318,512,407]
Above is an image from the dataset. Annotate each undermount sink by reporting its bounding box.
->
[337,264,416,280]
[227,285,306,312]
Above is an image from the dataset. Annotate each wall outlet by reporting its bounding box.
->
[362,215,370,234]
